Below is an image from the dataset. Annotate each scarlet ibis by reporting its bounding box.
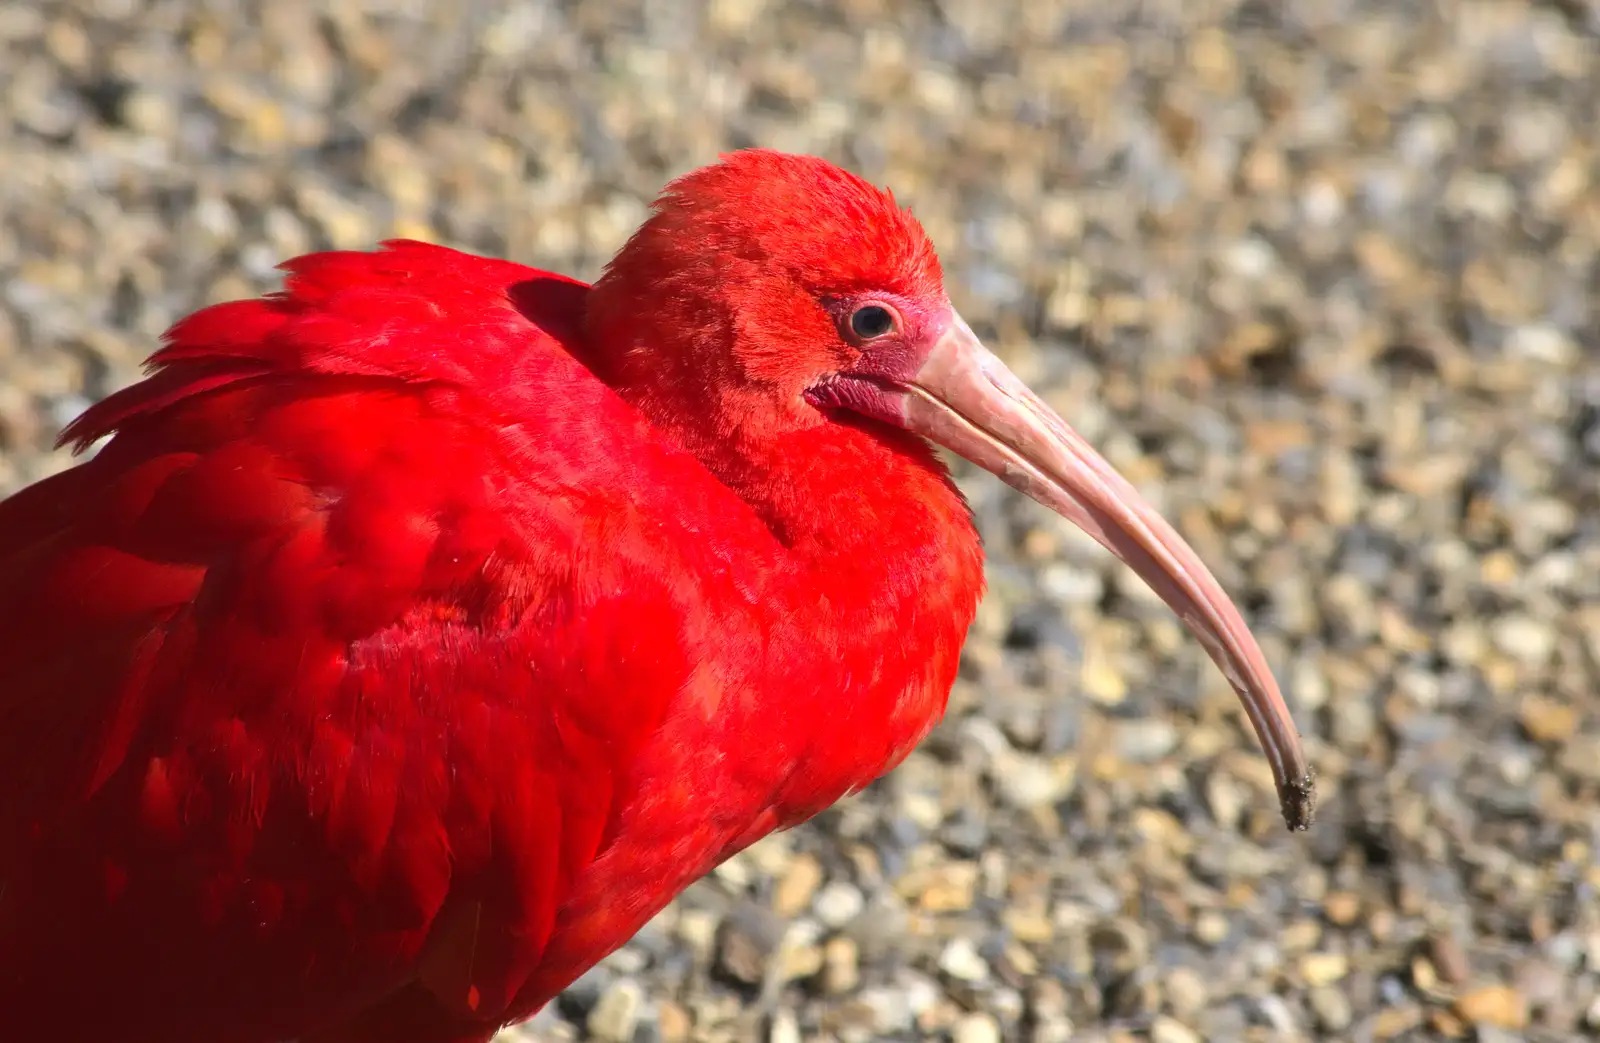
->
[0,149,1311,1043]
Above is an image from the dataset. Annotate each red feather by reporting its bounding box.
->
[0,188,984,1042]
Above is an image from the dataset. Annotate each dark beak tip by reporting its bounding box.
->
[1279,772,1317,832]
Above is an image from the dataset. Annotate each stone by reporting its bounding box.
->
[588,980,646,1043]
[814,880,866,929]
[1455,985,1528,1030]
[1299,951,1350,987]
[1149,1015,1202,1043]
[938,936,991,983]
[952,1012,1002,1043]
[773,854,823,918]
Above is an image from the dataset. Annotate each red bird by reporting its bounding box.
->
[0,150,1311,1043]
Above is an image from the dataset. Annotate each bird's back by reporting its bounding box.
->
[0,242,778,1042]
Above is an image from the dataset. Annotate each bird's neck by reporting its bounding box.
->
[622,383,987,819]
[629,380,979,574]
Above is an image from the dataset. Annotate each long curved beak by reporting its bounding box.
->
[906,314,1315,831]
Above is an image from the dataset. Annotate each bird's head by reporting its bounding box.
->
[587,149,1313,830]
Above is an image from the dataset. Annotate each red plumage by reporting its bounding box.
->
[0,150,1309,1043]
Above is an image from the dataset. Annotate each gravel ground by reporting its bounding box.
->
[4,1,1599,1041]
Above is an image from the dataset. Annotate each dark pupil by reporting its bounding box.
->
[850,305,894,339]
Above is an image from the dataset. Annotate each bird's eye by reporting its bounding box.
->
[848,304,897,340]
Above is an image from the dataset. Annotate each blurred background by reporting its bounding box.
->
[2,1,1598,1040]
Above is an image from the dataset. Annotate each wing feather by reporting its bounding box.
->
[0,242,728,1043]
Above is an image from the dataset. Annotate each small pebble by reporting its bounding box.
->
[938,936,991,983]
[1300,952,1350,987]
[814,881,866,929]
[1309,986,1354,1032]
[588,980,646,1043]
[717,910,780,985]
[768,1008,801,1043]
[1322,892,1362,926]
[951,1012,1002,1043]
[854,986,913,1035]
[1163,966,1208,1018]
[1455,985,1529,1030]
[822,935,861,994]
[1193,911,1230,947]
[774,854,823,918]
[1149,1015,1202,1043]
[1113,720,1179,763]
[657,1001,691,1043]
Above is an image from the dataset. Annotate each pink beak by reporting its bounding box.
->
[903,314,1314,831]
